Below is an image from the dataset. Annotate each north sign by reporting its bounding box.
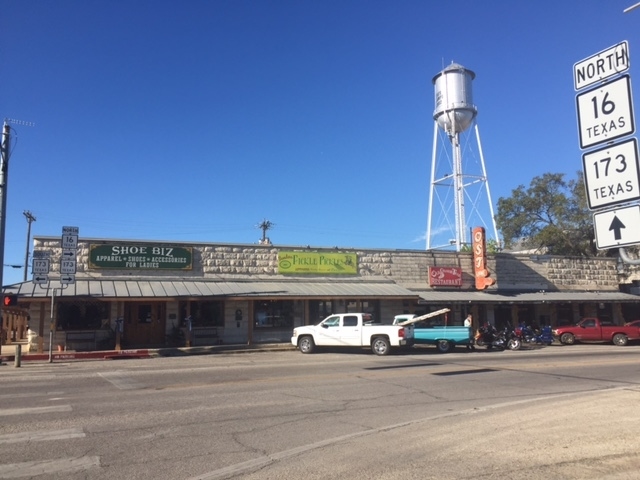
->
[593,204,640,249]
[582,138,640,210]
[574,41,629,91]
[62,226,79,235]
[576,75,635,149]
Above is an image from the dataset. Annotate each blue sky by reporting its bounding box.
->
[1,0,639,285]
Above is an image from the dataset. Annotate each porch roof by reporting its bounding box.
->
[3,279,419,300]
[415,290,640,304]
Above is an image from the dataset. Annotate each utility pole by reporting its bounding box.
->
[0,121,11,358]
[23,211,36,282]
[0,119,33,359]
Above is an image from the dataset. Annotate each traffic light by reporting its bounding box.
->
[3,294,18,307]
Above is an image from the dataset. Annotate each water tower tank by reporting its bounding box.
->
[432,63,477,134]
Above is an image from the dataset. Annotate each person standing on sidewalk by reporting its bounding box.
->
[464,313,475,350]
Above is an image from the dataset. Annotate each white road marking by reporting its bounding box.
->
[0,405,72,417]
[98,371,144,390]
[0,456,100,478]
[0,428,85,445]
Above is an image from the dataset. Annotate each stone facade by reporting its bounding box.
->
[21,237,640,350]
[34,237,626,292]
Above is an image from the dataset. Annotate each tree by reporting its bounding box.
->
[495,172,601,257]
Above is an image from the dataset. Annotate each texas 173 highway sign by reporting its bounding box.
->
[582,138,640,210]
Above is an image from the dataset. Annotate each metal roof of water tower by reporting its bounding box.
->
[432,63,477,135]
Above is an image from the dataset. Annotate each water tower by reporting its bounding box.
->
[426,62,499,251]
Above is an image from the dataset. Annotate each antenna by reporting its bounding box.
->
[256,219,274,245]
[4,118,35,127]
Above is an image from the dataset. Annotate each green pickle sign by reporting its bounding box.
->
[89,244,193,270]
[278,251,357,274]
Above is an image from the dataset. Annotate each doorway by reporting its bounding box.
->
[123,302,166,347]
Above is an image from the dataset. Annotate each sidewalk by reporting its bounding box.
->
[0,341,296,364]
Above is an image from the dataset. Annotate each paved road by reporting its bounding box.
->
[1,344,640,479]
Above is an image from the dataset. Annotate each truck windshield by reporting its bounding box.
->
[323,316,340,327]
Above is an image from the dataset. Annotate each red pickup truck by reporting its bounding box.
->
[553,318,640,346]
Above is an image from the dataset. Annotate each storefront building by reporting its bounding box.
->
[4,235,640,353]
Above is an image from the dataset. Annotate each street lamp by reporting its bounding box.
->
[624,2,640,13]
[23,211,35,281]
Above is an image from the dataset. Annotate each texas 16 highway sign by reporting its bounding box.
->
[582,138,640,210]
[593,204,640,249]
[576,75,635,150]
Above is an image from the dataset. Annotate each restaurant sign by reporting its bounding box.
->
[278,251,358,274]
[428,266,462,286]
[89,244,193,270]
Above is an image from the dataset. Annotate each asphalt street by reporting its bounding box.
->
[1,344,639,479]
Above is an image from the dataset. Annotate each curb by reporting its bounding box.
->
[0,344,296,364]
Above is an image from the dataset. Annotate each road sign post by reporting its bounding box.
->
[32,251,51,284]
[60,226,78,284]
[574,40,640,253]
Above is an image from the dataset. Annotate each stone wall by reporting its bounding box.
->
[33,237,625,291]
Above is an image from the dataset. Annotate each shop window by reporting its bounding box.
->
[345,301,358,312]
[57,301,111,330]
[345,300,380,320]
[254,300,294,328]
[180,301,224,327]
[138,305,154,323]
[556,303,574,326]
[309,300,333,324]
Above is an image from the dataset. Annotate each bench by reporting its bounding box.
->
[191,327,219,346]
[65,331,97,351]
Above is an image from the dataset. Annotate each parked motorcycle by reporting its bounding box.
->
[504,325,522,350]
[515,324,554,346]
[475,324,521,351]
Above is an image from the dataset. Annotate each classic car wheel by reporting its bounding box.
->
[371,337,391,356]
[613,333,628,346]
[560,333,575,345]
[436,339,452,353]
[298,336,315,354]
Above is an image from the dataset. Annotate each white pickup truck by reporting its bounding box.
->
[291,312,414,355]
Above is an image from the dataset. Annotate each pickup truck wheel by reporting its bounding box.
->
[613,333,628,346]
[560,333,575,345]
[298,336,315,354]
[371,337,391,356]
[436,339,452,353]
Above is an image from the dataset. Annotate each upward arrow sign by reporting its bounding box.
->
[609,215,626,240]
[593,205,640,250]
